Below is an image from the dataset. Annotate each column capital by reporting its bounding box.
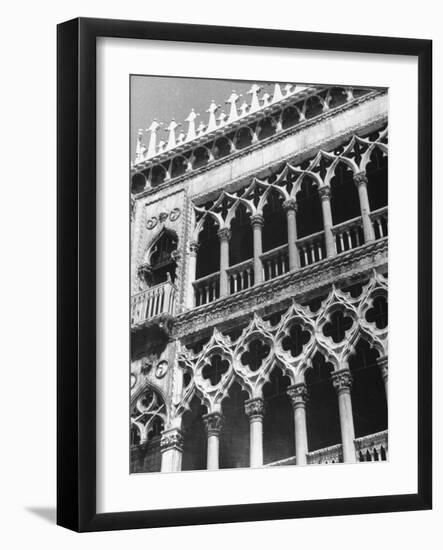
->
[189,240,200,255]
[160,428,184,453]
[331,368,353,394]
[283,198,298,213]
[244,397,265,420]
[250,213,264,227]
[354,171,369,186]
[377,356,388,381]
[203,412,224,436]
[318,185,331,200]
[287,383,308,407]
[217,227,231,242]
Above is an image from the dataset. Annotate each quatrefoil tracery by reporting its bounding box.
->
[173,271,388,422]
[191,129,388,241]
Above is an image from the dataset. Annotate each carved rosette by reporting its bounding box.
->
[244,397,265,421]
[287,383,308,408]
[250,213,265,227]
[377,356,388,382]
[160,428,184,453]
[217,228,231,242]
[318,186,331,201]
[283,198,298,213]
[189,240,200,256]
[331,369,353,394]
[203,412,224,437]
[354,171,369,187]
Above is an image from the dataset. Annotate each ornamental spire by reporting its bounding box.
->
[166,119,180,150]
[146,120,162,158]
[226,90,241,123]
[135,129,144,163]
[206,100,219,131]
[247,84,261,113]
[185,108,198,141]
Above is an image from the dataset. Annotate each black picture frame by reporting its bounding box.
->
[57,17,432,532]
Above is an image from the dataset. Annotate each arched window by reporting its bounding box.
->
[305,352,341,452]
[149,230,178,285]
[229,203,253,266]
[296,177,323,238]
[220,382,250,469]
[330,162,360,225]
[196,215,220,279]
[262,189,287,252]
[366,147,388,211]
[348,339,387,438]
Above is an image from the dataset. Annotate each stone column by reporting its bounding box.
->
[218,228,231,298]
[287,383,309,465]
[244,397,265,467]
[377,356,388,398]
[160,428,184,472]
[331,369,356,463]
[283,198,300,270]
[203,412,223,470]
[354,171,375,243]
[250,214,264,284]
[318,186,336,258]
[186,241,199,309]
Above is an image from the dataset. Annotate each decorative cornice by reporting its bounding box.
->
[173,238,387,339]
[132,92,387,202]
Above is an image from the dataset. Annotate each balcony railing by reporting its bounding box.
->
[131,280,177,324]
[333,216,364,254]
[371,206,388,240]
[266,430,388,466]
[227,258,254,293]
[191,209,388,309]
[261,244,289,281]
[193,272,220,307]
[355,429,388,461]
[296,230,326,267]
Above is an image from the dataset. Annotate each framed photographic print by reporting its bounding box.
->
[57,17,432,532]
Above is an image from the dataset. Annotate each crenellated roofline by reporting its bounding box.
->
[133,83,317,168]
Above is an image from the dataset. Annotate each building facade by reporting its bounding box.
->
[130,82,388,474]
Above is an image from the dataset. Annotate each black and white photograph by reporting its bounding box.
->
[129,76,389,474]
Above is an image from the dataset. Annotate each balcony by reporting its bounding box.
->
[131,279,177,325]
[266,430,388,466]
[192,207,387,308]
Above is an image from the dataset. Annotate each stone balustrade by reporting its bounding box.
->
[131,280,177,324]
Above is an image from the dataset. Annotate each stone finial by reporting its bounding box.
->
[226,90,241,123]
[157,139,166,154]
[185,108,199,141]
[272,83,284,103]
[217,110,228,127]
[135,129,144,163]
[166,119,180,150]
[261,92,271,107]
[239,101,249,117]
[146,120,162,158]
[177,131,186,145]
[247,84,261,112]
[197,121,206,136]
[284,83,294,96]
[206,100,219,132]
